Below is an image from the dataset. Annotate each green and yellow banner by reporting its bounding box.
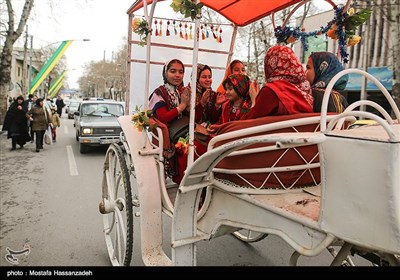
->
[48,70,67,98]
[29,40,73,94]
[50,78,65,98]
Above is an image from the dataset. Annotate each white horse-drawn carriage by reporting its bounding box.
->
[99,0,400,266]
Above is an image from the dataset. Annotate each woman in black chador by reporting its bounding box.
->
[2,95,31,150]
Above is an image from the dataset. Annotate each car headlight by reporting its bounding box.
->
[82,128,93,135]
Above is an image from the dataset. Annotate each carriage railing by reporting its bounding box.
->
[130,68,400,214]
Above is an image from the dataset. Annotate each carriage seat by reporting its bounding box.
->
[209,113,329,190]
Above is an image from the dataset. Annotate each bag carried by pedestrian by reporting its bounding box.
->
[44,126,52,145]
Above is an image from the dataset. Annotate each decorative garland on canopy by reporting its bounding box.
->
[274,6,371,64]
[132,17,223,46]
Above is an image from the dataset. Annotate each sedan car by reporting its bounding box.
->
[67,101,81,119]
[74,100,124,153]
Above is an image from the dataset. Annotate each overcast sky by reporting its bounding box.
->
[13,0,134,88]
[12,0,339,88]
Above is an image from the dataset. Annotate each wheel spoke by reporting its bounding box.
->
[101,144,133,266]
[232,229,268,243]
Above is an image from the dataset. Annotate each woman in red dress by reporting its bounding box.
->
[243,45,314,120]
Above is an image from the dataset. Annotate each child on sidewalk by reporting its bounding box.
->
[50,107,61,142]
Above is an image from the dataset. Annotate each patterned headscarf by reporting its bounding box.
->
[216,59,245,94]
[162,59,185,85]
[193,63,212,105]
[223,73,250,99]
[310,52,348,90]
[264,45,313,106]
[195,64,212,92]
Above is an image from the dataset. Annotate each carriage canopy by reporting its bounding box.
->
[128,0,304,27]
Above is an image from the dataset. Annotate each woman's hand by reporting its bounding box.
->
[200,89,211,107]
[249,80,260,107]
[177,86,190,113]
[180,86,191,106]
[206,124,217,134]
[216,92,227,105]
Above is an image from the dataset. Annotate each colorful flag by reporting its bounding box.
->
[48,70,67,98]
[29,40,73,94]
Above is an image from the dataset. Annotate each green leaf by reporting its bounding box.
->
[344,8,372,31]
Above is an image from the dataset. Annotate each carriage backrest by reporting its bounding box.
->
[210,113,337,190]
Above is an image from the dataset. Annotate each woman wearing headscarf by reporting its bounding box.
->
[305,52,349,113]
[2,95,30,150]
[219,73,252,123]
[193,63,221,126]
[148,59,191,181]
[148,59,190,125]
[216,59,246,95]
[26,98,51,152]
[175,73,253,184]
[243,45,314,120]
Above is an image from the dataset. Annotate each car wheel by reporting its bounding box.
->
[79,142,89,154]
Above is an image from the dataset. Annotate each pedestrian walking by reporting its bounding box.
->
[25,94,37,142]
[26,98,52,152]
[2,95,31,150]
[55,95,65,117]
[50,106,61,142]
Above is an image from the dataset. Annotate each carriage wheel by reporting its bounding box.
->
[102,143,133,266]
[231,230,268,243]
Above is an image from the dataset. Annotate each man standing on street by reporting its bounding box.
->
[55,95,65,117]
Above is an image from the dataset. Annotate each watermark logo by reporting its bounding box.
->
[5,244,30,265]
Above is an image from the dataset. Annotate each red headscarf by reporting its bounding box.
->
[244,45,313,119]
[265,45,313,107]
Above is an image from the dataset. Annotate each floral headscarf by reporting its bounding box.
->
[264,45,313,106]
[223,73,250,99]
[195,63,212,102]
[216,59,245,94]
[310,52,348,90]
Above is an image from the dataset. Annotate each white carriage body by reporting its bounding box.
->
[100,0,400,266]
[321,125,400,254]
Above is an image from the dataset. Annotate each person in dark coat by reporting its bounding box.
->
[26,98,52,152]
[2,95,31,150]
[55,95,65,117]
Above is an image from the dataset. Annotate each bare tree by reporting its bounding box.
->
[353,0,399,115]
[389,0,400,113]
[0,0,34,125]
[78,39,128,101]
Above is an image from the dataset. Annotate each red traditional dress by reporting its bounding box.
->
[243,45,313,120]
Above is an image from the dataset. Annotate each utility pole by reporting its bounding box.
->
[22,27,29,96]
[28,35,33,94]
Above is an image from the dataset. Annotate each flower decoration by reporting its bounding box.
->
[132,17,151,46]
[131,105,153,132]
[274,6,371,64]
[175,134,189,155]
[343,8,371,45]
[170,0,204,20]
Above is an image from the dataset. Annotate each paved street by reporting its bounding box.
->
[0,120,110,267]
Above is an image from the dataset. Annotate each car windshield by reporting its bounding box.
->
[81,103,124,117]
[69,102,80,109]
